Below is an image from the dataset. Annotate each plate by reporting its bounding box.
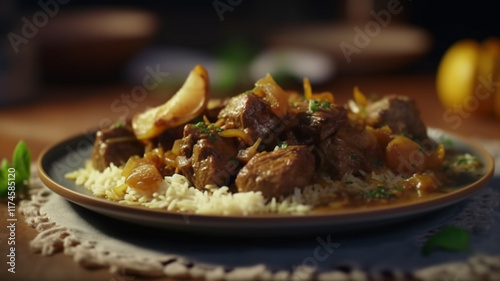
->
[38,129,494,236]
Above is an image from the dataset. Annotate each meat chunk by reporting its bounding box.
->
[91,123,145,171]
[291,105,348,145]
[177,124,239,190]
[205,98,229,122]
[365,95,428,141]
[235,145,315,199]
[218,93,284,147]
[157,125,184,151]
[320,126,378,179]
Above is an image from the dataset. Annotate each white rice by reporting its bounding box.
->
[65,161,406,215]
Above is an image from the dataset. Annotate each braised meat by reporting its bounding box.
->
[218,93,284,147]
[291,105,348,145]
[320,125,379,179]
[88,67,441,202]
[178,124,239,190]
[235,145,315,198]
[365,95,428,141]
[91,123,145,172]
[157,125,184,151]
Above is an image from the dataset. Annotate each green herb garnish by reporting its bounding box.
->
[115,122,123,128]
[439,136,454,148]
[277,141,288,149]
[0,141,31,198]
[195,121,205,128]
[422,226,470,256]
[308,100,331,113]
[309,100,320,112]
[363,185,395,199]
[208,133,218,142]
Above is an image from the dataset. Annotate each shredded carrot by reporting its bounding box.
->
[218,129,252,145]
[303,77,312,100]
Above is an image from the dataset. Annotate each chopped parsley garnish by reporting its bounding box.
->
[208,133,218,142]
[195,123,223,141]
[363,185,397,199]
[349,153,358,160]
[115,122,123,128]
[308,100,331,113]
[277,141,288,149]
[422,226,470,256]
[439,136,454,148]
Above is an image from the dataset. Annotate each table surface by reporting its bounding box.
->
[1,74,499,281]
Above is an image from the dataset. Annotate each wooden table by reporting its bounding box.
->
[1,74,499,281]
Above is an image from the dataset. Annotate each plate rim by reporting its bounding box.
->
[37,128,495,226]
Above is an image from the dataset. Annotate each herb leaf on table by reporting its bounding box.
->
[422,226,470,256]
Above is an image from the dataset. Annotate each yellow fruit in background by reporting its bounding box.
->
[436,39,479,112]
[437,38,500,119]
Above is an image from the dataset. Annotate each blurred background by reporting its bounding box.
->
[2,0,500,95]
[1,0,500,157]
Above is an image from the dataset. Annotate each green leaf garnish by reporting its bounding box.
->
[422,226,470,256]
[308,100,331,113]
[277,141,288,149]
[0,140,32,198]
[363,185,399,199]
[13,141,30,187]
[0,159,9,198]
[439,136,454,148]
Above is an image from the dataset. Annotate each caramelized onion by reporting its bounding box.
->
[303,77,313,100]
[219,129,252,145]
[237,138,262,163]
[171,139,183,156]
[353,86,368,107]
[254,74,289,118]
[132,65,209,140]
